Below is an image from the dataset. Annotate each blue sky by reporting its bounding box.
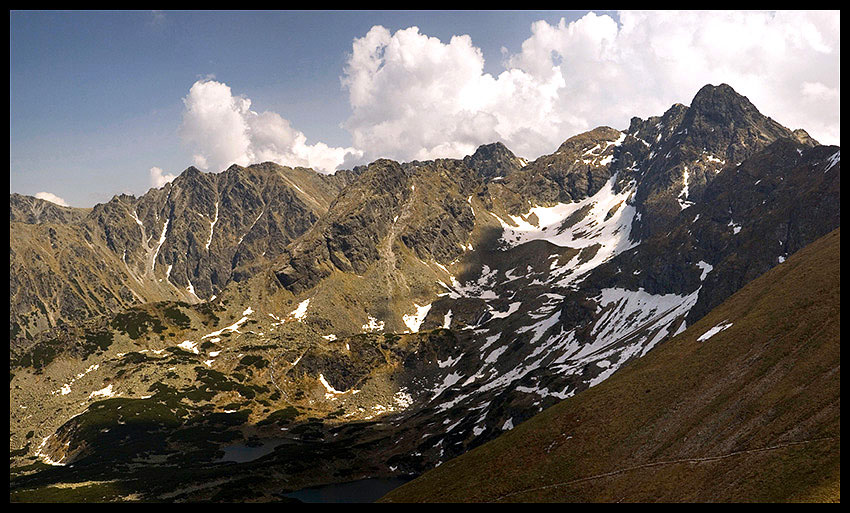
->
[11,10,594,206]
[10,10,840,207]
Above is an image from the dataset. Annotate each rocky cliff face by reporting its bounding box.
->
[10,194,90,224]
[624,83,818,240]
[9,83,841,502]
[10,162,358,343]
[462,141,526,181]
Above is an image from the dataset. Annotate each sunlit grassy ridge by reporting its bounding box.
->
[383,228,840,503]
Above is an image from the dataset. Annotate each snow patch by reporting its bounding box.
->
[494,175,639,287]
[488,301,522,320]
[403,303,432,333]
[362,315,385,333]
[288,299,310,321]
[177,340,199,354]
[824,150,840,172]
[442,309,453,329]
[202,312,251,339]
[677,166,694,209]
[318,374,349,400]
[393,390,414,409]
[151,218,170,272]
[205,202,219,251]
[696,261,713,281]
[89,384,116,399]
[697,320,733,342]
[728,219,742,234]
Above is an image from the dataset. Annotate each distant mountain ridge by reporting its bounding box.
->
[10,163,362,342]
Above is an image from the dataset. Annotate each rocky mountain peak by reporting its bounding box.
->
[791,128,820,147]
[690,83,754,112]
[555,126,622,154]
[172,165,211,186]
[9,193,89,224]
[683,83,797,161]
[462,141,525,180]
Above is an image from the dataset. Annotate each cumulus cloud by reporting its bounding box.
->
[172,12,839,175]
[149,166,177,188]
[34,191,69,207]
[509,11,841,145]
[341,11,840,164]
[341,25,568,164]
[180,79,362,174]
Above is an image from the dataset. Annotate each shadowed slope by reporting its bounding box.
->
[382,227,840,503]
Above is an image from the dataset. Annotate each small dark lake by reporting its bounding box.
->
[283,477,413,503]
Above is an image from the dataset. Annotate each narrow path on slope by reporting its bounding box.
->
[493,436,840,502]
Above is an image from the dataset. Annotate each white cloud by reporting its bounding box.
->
[507,10,841,146]
[34,191,69,207]
[179,79,362,174]
[172,12,839,176]
[341,11,840,164]
[341,25,568,163]
[149,166,176,188]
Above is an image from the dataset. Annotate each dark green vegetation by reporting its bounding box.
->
[382,228,841,502]
[10,302,218,376]
[9,327,469,502]
[11,329,114,373]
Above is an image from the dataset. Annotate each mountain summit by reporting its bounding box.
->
[463,141,527,180]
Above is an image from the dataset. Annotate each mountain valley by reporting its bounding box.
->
[9,83,840,502]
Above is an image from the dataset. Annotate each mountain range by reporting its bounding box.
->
[9,83,840,502]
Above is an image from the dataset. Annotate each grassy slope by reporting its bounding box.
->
[382,228,840,503]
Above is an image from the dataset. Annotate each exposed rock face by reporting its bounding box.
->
[271,157,485,337]
[10,162,354,342]
[275,159,415,293]
[564,137,841,322]
[624,83,817,240]
[486,126,625,215]
[275,156,487,289]
[10,194,90,224]
[462,141,525,181]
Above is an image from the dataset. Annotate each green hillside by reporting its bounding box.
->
[382,228,841,503]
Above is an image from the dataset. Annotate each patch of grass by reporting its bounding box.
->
[10,481,128,503]
[191,367,267,400]
[12,337,64,372]
[115,351,151,366]
[257,406,300,426]
[111,309,165,339]
[238,354,269,369]
[162,305,191,329]
[83,330,114,353]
